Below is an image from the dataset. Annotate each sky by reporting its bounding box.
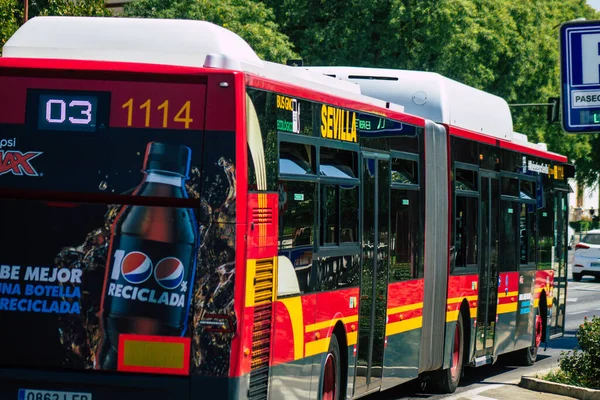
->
[588,0,600,11]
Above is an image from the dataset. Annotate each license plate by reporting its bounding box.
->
[18,389,92,400]
[591,262,600,267]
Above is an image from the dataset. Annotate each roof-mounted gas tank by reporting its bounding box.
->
[305,66,514,141]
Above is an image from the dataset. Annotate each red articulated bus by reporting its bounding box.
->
[0,16,571,400]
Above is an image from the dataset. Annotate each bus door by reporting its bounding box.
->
[549,190,568,339]
[354,152,390,396]
[475,173,499,360]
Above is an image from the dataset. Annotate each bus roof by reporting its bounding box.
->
[1,16,557,156]
[304,66,551,153]
[2,16,404,113]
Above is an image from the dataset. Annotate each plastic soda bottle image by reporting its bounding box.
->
[97,142,198,370]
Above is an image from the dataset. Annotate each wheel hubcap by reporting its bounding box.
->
[322,352,336,400]
[534,314,542,348]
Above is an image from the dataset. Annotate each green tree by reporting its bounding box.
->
[123,0,298,63]
[1,0,110,55]
[0,0,22,53]
[266,0,599,180]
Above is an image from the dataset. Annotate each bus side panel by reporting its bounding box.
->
[534,269,554,342]
[443,274,478,369]
[381,279,424,390]
[311,288,360,400]
[420,120,449,372]
[494,272,520,355]
[513,270,537,351]
[269,295,317,400]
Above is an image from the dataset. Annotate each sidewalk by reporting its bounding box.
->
[442,382,575,400]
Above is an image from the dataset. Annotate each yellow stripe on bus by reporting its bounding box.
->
[305,336,331,357]
[387,302,423,316]
[305,315,358,333]
[498,291,519,298]
[348,331,357,346]
[497,303,518,314]
[245,259,256,307]
[386,316,423,336]
[447,295,478,305]
[445,307,477,322]
[280,297,304,360]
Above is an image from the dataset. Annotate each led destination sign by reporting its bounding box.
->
[37,93,99,132]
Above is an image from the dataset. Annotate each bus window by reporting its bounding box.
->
[520,180,535,201]
[279,141,315,176]
[392,158,418,185]
[537,187,555,270]
[502,150,522,173]
[502,177,519,197]
[319,147,358,179]
[321,184,339,245]
[479,144,500,171]
[452,137,478,165]
[454,196,479,270]
[340,185,359,243]
[390,189,422,280]
[500,201,519,271]
[519,203,536,268]
[456,169,478,191]
[279,181,316,249]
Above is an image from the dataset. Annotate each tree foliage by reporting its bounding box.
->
[0,0,110,56]
[0,0,22,53]
[266,0,600,182]
[123,0,298,64]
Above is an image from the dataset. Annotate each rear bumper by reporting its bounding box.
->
[572,258,600,275]
[0,368,244,400]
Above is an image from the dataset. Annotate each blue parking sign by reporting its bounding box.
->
[560,20,600,133]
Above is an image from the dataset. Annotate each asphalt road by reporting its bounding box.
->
[367,250,600,400]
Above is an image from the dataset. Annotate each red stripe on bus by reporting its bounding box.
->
[449,125,568,162]
[246,75,426,127]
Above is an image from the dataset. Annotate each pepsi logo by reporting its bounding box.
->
[121,251,153,284]
[154,257,185,290]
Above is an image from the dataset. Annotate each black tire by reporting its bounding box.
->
[514,308,542,366]
[573,273,582,282]
[431,313,464,393]
[321,334,341,400]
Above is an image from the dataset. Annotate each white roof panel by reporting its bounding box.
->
[2,16,263,68]
[305,66,514,141]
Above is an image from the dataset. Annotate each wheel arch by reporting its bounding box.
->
[538,290,548,343]
[459,299,471,365]
[332,321,348,400]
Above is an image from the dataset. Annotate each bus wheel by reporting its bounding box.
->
[322,334,341,400]
[432,314,464,393]
[517,310,542,366]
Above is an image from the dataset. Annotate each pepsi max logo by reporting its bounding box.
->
[121,251,153,284]
[154,257,185,289]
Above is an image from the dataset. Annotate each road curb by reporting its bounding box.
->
[519,376,600,400]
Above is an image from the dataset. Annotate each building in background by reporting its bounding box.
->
[104,0,131,14]
[569,178,600,223]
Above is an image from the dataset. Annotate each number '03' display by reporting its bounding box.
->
[36,93,99,132]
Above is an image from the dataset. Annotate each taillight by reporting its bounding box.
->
[576,243,590,250]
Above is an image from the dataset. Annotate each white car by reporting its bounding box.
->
[572,229,600,281]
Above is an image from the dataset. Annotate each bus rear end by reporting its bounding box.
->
[0,58,246,399]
